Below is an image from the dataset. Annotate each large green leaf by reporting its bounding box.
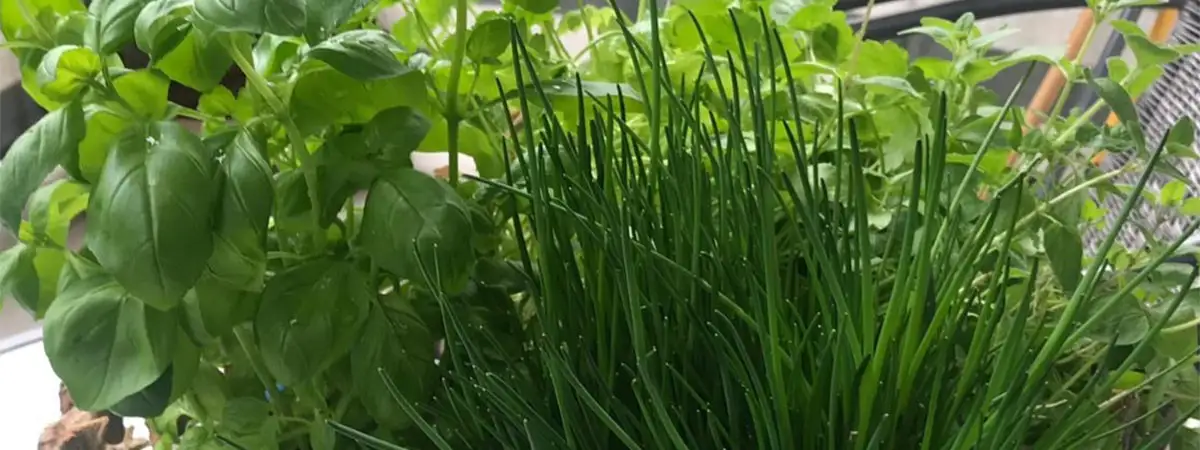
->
[307,29,411,80]
[36,45,100,102]
[0,244,41,314]
[180,272,251,344]
[364,106,431,165]
[74,105,133,184]
[351,299,434,429]
[87,121,218,310]
[43,276,177,411]
[154,24,233,92]
[510,0,557,14]
[255,260,370,385]
[208,131,273,291]
[289,62,428,134]
[1044,223,1083,294]
[85,0,150,54]
[134,0,193,59]
[0,101,85,235]
[360,169,475,291]
[111,69,170,118]
[466,16,511,62]
[194,0,305,36]
[304,0,370,42]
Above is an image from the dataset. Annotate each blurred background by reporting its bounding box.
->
[0,0,1178,446]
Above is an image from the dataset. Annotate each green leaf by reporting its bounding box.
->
[467,16,510,62]
[219,398,279,449]
[108,364,174,417]
[1111,19,1181,67]
[850,40,908,78]
[304,0,370,42]
[88,121,218,310]
[289,62,427,134]
[1165,117,1195,157]
[36,45,101,101]
[1045,223,1083,294]
[25,179,88,246]
[858,76,921,98]
[511,0,556,14]
[306,29,412,80]
[1159,180,1188,207]
[1181,198,1200,216]
[360,169,475,291]
[181,273,249,344]
[134,0,193,59]
[208,131,273,291]
[1106,57,1130,83]
[73,105,132,184]
[1,0,84,44]
[0,244,41,315]
[251,33,303,77]
[112,69,170,118]
[351,300,434,429]
[0,100,85,235]
[155,24,234,92]
[85,0,150,54]
[1087,71,1145,153]
[364,106,432,164]
[255,260,371,385]
[194,0,305,36]
[43,276,178,411]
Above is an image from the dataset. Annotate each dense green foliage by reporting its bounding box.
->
[1,0,1199,448]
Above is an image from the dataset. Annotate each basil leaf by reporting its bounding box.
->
[360,169,475,292]
[88,121,219,310]
[43,276,178,411]
[364,106,431,164]
[0,100,85,234]
[351,300,434,428]
[289,62,427,134]
[194,0,306,36]
[304,0,371,42]
[466,17,510,62]
[0,244,41,315]
[134,0,193,59]
[155,24,233,92]
[181,273,251,344]
[208,131,273,291]
[255,260,370,385]
[112,69,170,119]
[86,0,150,54]
[74,105,133,184]
[36,45,100,101]
[307,30,411,80]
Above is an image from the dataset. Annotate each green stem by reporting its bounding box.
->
[1046,16,1100,126]
[171,104,226,123]
[444,0,470,186]
[221,35,325,249]
[1163,316,1200,335]
[344,197,357,242]
[233,327,287,415]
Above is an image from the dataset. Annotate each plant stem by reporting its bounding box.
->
[444,0,470,186]
[171,104,226,123]
[233,327,287,415]
[1046,15,1100,126]
[221,36,325,250]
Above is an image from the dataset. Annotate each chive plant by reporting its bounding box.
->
[333,10,1200,450]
